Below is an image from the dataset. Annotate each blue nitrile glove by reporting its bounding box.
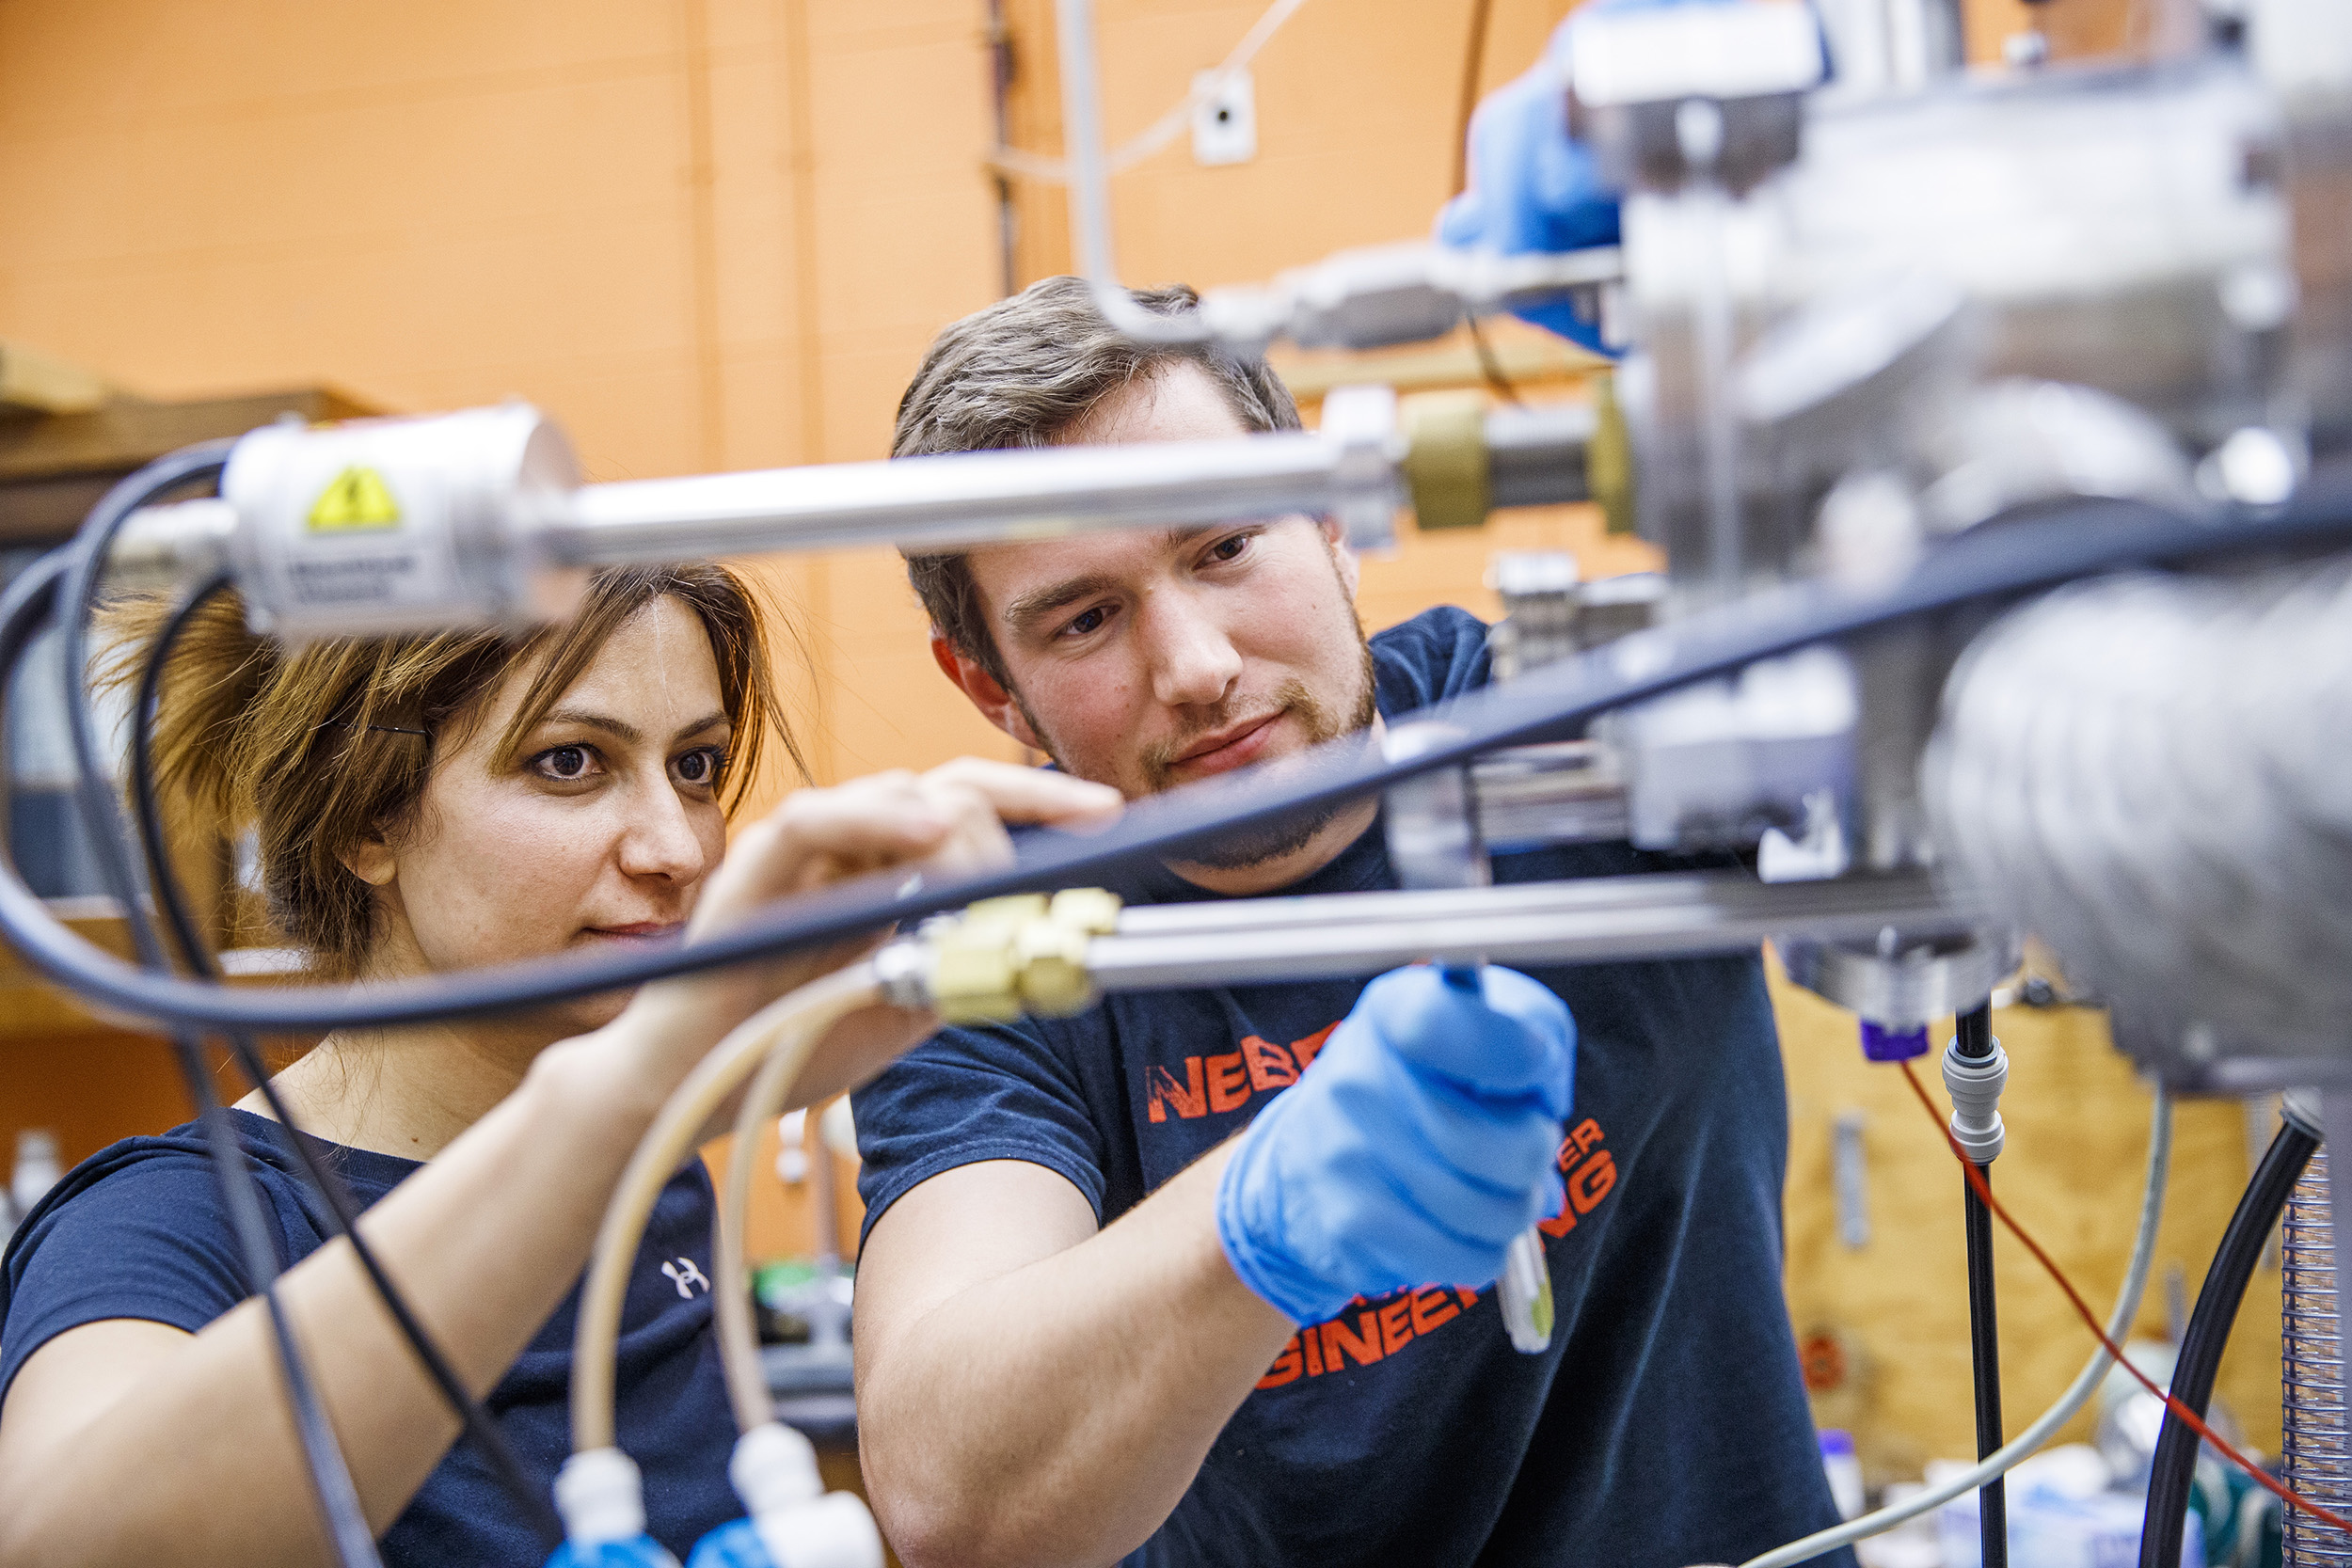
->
[1436,0,1813,353]
[1216,965,1576,1325]
[1436,14,1621,352]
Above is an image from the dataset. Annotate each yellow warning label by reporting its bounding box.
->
[308,466,401,531]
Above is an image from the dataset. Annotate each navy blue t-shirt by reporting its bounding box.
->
[0,1108,738,1566]
[854,606,1850,1568]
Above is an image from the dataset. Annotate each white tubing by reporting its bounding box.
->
[994,0,1313,182]
[714,1008,838,1434]
[1055,0,1216,344]
[569,964,881,1455]
[1740,1084,2175,1568]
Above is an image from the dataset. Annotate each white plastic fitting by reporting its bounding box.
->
[1942,1034,2010,1164]
[749,1494,884,1568]
[555,1446,648,1546]
[729,1422,822,1515]
[730,1422,883,1568]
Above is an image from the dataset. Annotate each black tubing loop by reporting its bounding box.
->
[126,574,564,1548]
[7,463,2352,1035]
[2138,1120,2322,1568]
[36,450,384,1567]
[56,439,237,974]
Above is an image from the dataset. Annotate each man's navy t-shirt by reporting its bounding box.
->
[853,606,1850,1568]
[0,1109,737,1566]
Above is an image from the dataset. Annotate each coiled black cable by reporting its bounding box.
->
[2138,1116,2321,1568]
[128,575,564,1549]
[8,473,2352,1037]
[35,454,382,1568]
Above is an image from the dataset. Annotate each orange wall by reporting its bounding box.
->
[0,0,1624,794]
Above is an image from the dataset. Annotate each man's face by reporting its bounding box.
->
[935,363,1376,836]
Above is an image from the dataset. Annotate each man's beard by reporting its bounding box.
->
[1017,635,1378,873]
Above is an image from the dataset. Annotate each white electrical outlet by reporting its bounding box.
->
[1191,67,1256,166]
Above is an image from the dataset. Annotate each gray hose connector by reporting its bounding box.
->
[1943,1035,2009,1164]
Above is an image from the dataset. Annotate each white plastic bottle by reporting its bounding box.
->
[10,1129,62,1226]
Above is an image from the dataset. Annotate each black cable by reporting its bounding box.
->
[1955,1003,2006,1568]
[177,1029,383,1568]
[56,441,233,976]
[129,576,563,1548]
[2139,1116,2321,1568]
[8,473,2352,1036]
[35,454,382,1568]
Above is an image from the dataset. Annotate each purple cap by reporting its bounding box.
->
[1859,1020,1929,1062]
[1819,1429,1855,1458]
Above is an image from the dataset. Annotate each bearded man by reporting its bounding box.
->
[848,277,1846,1568]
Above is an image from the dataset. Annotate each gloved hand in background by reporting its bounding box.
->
[1434,11,1622,354]
[1436,0,1811,354]
[1216,965,1576,1326]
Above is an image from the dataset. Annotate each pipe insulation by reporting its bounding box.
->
[1928,556,2352,1053]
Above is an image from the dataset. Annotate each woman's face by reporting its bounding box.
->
[356,594,733,1036]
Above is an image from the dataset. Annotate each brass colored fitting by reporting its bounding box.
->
[963,893,1050,927]
[930,922,1025,1024]
[1048,887,1122,936]
[1587,371,1637,537]
[1013,919,1095,1018]
[923,889,1120,1024]
[1401,390,1491,532]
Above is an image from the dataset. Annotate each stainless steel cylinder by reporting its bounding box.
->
[2284,1147,2352,1567]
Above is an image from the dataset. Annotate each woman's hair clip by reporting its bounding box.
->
[366,724,430,738]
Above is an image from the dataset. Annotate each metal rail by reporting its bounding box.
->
[1091,868,1970,991]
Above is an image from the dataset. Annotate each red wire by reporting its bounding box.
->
[1895,1057,2352,1538]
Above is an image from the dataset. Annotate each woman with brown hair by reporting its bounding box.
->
[0,562,1117,1568]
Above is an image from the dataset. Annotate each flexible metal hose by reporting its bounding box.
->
[1929,557,2352,1053]
[2287,1148,2352,1568]
[2141,1117,2319,1568]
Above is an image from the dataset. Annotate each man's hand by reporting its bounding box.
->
[1215,965,1576,1325]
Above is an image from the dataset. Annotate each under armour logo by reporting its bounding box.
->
[660,1258,711,1299]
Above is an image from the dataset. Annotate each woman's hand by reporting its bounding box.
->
[602,758,1121,1104]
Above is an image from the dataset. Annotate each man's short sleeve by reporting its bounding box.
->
[0,1153,251,1409]
[852,1020,1106,1247]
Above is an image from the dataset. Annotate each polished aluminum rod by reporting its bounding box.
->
[548,409,1590,565]
[1092,869,1968,990]
[556,431,1380,562]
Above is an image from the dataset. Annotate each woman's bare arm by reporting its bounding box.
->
[0,760,1118,1568]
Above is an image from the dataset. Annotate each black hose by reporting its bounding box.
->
[129,576,563,1548]
[33,457,384,1568]
[8,472,2352,1035]
[2139,1117,2321,1568]
[1955,1004,2006,1568]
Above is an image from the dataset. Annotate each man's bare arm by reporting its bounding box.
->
[852,1152,1294,1568]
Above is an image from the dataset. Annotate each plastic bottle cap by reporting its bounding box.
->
[1859,1021,1930,1062]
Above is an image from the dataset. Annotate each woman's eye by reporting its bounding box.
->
[675,747,725,786]
[533,745,597,782]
